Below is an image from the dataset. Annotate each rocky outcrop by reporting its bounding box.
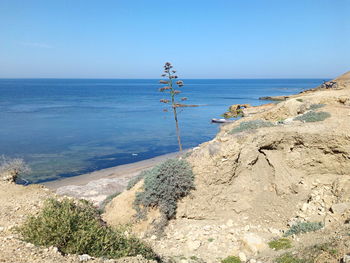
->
[222,104,251,118]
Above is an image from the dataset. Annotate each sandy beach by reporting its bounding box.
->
[42,150,188,205]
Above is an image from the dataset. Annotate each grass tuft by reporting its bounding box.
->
[275,253,309,263]
[221,256,241,263]
[268,238,292,250]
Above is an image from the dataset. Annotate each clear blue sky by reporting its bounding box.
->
[0,0,349,78]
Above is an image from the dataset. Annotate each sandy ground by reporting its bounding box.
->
[42,150,187,205]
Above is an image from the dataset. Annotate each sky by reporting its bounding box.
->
[0,0,349,79]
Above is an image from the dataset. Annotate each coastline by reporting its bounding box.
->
[42,150,188,205]
[38,79,335,204]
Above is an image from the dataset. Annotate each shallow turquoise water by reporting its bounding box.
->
[0,79,325,183]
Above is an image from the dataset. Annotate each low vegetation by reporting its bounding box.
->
[268,238,292,250]
[274,242,342,263]
[229,120,275,134]
[127,171,146,190]
[294,111,330,123]
[275,253,308,263]
[309,103,325,110]
[0,155,31,183]
[221,256,241,263]
[99,191,120,212]
[18,198,158,260]
[284,221,323,236]
[134,159,194,220]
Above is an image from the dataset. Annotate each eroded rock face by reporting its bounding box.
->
[104,71,350,262]
[179,117,350,223]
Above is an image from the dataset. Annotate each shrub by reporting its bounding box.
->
[134,159,194,220]
[296,99,303,102]
[18,198,158,260]
[294,111,330,123]
[221,256,241,263]
[229,120,275,134]
[127,171,147,190]
[309,103,325,110]
[0,155,31,183]
[275,253,308,263]
[99,191,121,213]
[268,238,292,250]
[284,221,323,237]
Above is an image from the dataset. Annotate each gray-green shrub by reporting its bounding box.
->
[284,221,323,236]
[294,111,330,122]
[18,198,158,260]
[127,171,147,190]
[309,104,325,110]
[229,120,274,134]
[134,159,194,220]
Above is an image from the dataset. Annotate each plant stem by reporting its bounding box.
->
[172,106,182,151]
[168,71,183,151]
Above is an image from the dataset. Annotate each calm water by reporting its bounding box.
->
[0,79,324,183]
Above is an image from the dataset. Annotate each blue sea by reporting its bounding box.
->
[0,79,324,183]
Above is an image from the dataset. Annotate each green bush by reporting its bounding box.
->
[309,104,325,110]
[268,238,292,250]
[134,159,194,220]
[18,198,158,260]
[275,253,308,263]
[294,111,330,123]
[221,256,241,263]
[284,221,323,237]
[229,120,274,134]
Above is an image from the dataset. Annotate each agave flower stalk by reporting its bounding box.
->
[159,62,188,151]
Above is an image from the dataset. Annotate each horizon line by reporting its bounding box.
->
[0,77,333,80]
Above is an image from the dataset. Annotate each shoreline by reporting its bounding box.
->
[39,81,327,203]
[43,150,186,190]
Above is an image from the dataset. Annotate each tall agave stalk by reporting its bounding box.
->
[159,62,188,151]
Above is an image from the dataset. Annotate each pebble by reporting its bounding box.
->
[79,254,92,262]
[343,254,350,263]
[186,240,201,251]
[226,219,234,227]
[239,252,247,262]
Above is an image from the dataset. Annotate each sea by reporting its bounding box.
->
[0,79,325,183]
